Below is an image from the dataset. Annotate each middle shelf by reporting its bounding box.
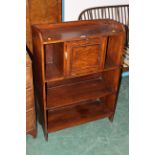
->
[46,75,115,109]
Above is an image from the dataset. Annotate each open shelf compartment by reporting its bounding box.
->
[47,76,110,109]
[45,42,64,81]
[46,69,120,109]
[47,97,114,133]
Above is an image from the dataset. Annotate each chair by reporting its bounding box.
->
[78,5,129,71]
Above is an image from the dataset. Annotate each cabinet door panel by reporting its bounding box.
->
[71,44,99,70]
[66,38,107,76]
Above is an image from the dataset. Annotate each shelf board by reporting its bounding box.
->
[47,78,112,109]
[47,99,113,133]
[45,61,120,82]
[45,64,64,82]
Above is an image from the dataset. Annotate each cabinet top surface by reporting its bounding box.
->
[32,19,125,43]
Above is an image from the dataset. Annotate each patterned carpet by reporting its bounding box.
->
[27,77,129,155]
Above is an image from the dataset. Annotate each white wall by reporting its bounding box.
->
[64,0,129,21]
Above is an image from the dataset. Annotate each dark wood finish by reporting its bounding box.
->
[26,0,62,53]
[47,76,112,109]
[26,88,34,110]
[78,5,129,71]
[66,38,107,77]
[47,98,113,132]
[32,20,125,140]
[26,53,37,138]
[26,64,33,89]
[32,28,48,139]
[45,42,64,81]
[33,20,124,43]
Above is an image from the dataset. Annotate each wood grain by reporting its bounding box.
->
[26,53,36,138]
[32,20,125,140]
[66,38,107,76]
[47,77,112,109]
[26,0,62,53]
[47,99,113,132]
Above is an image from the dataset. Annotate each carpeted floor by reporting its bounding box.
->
[26,77,129,155]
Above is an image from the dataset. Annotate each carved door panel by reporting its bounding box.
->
[65,37,107,77]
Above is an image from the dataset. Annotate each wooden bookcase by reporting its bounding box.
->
[32,20,125,140]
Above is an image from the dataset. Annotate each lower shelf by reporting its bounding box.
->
[47,99,113,133]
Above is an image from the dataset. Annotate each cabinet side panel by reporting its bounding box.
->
[32,28,47,137]
[106,33,125,66]
[103,69,121,93]
[26,0,33,52]
[102,94,118,122]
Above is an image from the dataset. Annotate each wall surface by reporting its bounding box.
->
[64,0,129,21]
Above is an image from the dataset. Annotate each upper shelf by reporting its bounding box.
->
[32,19,125,44]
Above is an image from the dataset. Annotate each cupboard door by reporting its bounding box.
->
[65,37,107,77]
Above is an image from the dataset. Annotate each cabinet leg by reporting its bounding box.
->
[45,133,48,141]
[108,114,114,122]
[31,129,37,138]
[27,129,37,138]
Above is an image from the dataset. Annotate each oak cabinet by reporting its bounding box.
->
[32,20,125,140]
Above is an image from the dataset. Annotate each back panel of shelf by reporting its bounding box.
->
[44,42,64,81]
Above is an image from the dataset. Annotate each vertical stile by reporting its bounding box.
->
[117,7,120,23]
[94,9,97,19]
[90,10,93,19]
[115,7,118,22]
[121,7,124,24]
[83,12,86,20]
[101,8,104,19]
[112,7,114,20]
[105,8,107,18]
[88,10,91,19]
[124,7,127,25]
[98,9,100,19]
[108,7,110,19]
[86,11,89,20]
[127,6,129,27]
[85,12,88,20]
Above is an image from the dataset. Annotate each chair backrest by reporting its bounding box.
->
[78,5,129,27]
